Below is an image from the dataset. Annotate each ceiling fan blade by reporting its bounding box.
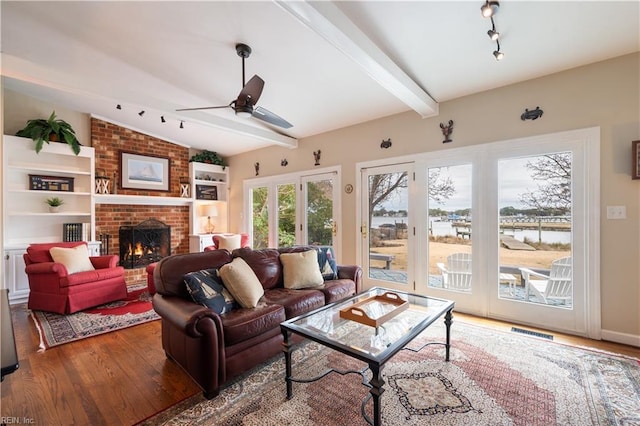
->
[252,106,293,129]
[176,104,230,112]
[236,75,264,107]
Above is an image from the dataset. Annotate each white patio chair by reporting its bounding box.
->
[519,256,572,304]
[437,253,472,291]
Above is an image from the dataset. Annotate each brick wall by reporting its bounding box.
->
[92,118,190,284]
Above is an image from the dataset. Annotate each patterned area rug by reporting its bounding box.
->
[142,320,640,426]
[30,284,159,350]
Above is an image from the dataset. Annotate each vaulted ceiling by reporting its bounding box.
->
[2,1,638,156]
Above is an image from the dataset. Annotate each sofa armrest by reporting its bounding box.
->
[152,294,226,399]
[90,255,120,269]
[25,261,68,277]
[152,294,225,340]
[337,265,363,294]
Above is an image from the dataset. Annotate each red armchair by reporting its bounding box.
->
[24,242,128,314]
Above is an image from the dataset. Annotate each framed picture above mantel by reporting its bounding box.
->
[120,151,170,191]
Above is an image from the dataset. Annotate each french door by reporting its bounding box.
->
[360,164,414,293]
[357,128,599,337]
[301,172,340,253]
[245,167,341,258]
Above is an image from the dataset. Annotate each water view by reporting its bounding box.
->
[372,217,571,244]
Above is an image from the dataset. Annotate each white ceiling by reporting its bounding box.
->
[2,1,639,157]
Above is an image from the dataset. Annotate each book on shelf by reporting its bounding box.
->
[63,223,90,242]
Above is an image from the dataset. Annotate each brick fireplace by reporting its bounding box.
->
[92,118,191,284]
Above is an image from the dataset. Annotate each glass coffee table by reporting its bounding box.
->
[280,287,454,426]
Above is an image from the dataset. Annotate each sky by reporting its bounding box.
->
[380,157,549,212]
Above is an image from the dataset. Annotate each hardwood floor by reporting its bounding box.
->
[1,304,638,425]
[1,304,200,425]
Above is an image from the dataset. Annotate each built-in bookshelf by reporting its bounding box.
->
[2,135,98,302]
[188,162,229,252]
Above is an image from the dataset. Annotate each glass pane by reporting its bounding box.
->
[306,179,334,246]
[368,171,408,284]
[251,186,269,249]
[277,183,296,247]
[427,165,472,292]
[498,153,573,308]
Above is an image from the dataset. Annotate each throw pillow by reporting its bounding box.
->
[218,257,264,308]
[184,268,237,314]
[280,249,324,289]
[215,234,242,251]
[49,245,95,275]
[317,246,338,280]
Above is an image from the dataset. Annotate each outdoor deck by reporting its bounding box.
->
[368,268,572,308]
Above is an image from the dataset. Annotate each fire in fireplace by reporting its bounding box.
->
[118,219,171,269]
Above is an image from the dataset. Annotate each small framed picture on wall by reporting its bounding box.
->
[633,140,640,180]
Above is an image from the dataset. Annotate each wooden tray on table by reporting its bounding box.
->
[339,292,408,327]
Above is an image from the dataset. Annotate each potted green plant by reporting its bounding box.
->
[16,111,82,155]
[189,150,226,167]
[45,196,64,213]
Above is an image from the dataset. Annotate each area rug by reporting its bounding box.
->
[30,284,159,350]
[141,320,640,426]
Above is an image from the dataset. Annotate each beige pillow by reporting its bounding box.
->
[218,257,264,308]
[216,234,242,251]
[280,249,324,290]
[49,245,95,275]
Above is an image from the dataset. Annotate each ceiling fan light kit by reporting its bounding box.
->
[481,1,503,61]
[176,43,293,130]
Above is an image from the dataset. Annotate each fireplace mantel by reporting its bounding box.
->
[94,194,191,206]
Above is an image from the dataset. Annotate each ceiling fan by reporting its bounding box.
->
[176,43,293,129]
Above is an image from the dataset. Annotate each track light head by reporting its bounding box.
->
[116,104,122,110]
[161,116,166,123]
[481,1,499,18]
[180,121,184,129]
[488,29,499,41]
[493,49,504,61]
[138,110,145,117]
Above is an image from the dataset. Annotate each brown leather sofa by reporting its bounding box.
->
[152,246,362,399]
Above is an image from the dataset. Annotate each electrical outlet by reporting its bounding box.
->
[606,206,626,220]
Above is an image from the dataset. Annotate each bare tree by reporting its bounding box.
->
[428,168,456,204]
[520,153,572,212]
[367,169,455,225]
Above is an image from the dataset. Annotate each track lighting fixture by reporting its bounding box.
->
[114,104,188,128]
[481,1,503,60]
[480,1,499,18]
[493,41,504,61]
[487,18,499,41]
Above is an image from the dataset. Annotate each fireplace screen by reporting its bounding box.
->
[119,219,171,269]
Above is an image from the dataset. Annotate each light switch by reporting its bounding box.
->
[606,206,626,220]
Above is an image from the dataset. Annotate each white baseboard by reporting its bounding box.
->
[601,329,640,348]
